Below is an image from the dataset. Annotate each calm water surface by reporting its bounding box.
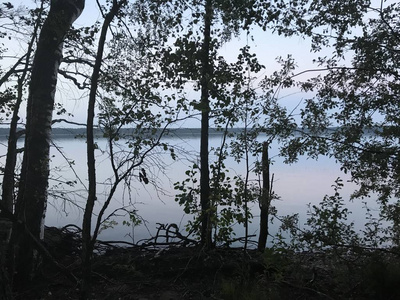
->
[1,131,377,246]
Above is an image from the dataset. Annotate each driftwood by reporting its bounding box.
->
[44,224,82,258]
[45,222,196,257]
[154,223,197,246]
[101,223,198,250]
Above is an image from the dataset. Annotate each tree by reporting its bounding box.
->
[9,0,84,289]
[79,0,185,296]
[169,0,257,246]
[81,1,126,298]
[0,3,47,297]
[0,0,188,296]
[277,1,400,242]
[167,0,315,248]
[199,0,213,248]
[258,142,272,251]
[1,1,44,221]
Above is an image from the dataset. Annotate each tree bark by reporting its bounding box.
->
[11,0,84,289]
[200,0,213,248]
[258,141,270,252]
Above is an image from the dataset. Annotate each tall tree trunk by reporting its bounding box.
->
[10,0,84,289]
[200,0,213,248]
[80,1,126,298]
[258,141,271,252]
[0,78,26,299]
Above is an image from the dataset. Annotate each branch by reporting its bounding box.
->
[294,128,398,157]
[369,6,400,44]
[289,66,399,80]
[91,118,173,246]
[58,69,89,90]
[50,139,88,190]
[0,54,27,87]
[62,56,95,68]
[52,118,87,127]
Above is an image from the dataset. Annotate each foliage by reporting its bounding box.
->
[99,219,118,234]
[165,0,311,246]
[122,209,143,227]
[281,1,400,207]
[174,159,257,245]
[299,178,359,249]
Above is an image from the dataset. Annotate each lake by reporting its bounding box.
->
[1,129,378,247]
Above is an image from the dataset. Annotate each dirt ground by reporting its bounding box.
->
[10,226,400,299]
[36,246,271,300]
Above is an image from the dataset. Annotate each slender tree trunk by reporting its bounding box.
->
[0,78,25,298]
[258,141,270,252]
[10,0,84,289]
[1,79,23,215]
[212,118,231,243]
[200,0,213,248]
[243,118,250,250]
[80,1,126,298]
[0,0,42,218]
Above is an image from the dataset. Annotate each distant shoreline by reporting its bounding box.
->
[0,127,244,140]
[0,126,381,140]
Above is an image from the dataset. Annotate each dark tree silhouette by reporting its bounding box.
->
[199,0,213,248]
[10,0,84,289]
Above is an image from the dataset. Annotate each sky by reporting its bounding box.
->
[7,0,332,128]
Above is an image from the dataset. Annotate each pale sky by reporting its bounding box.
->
[8,1,334,128]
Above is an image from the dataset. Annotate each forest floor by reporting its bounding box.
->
[11,226,400,300]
